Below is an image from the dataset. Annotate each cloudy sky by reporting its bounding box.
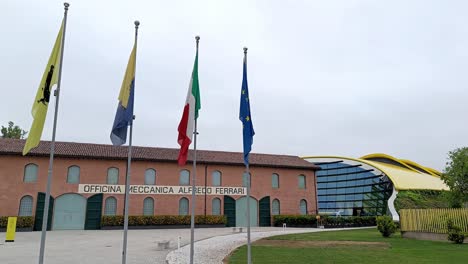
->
[1,0,467,171]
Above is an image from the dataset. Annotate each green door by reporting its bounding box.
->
[53,194,87,230]
[259,196,271,227]
[236,197,258,227]
[224,196,236,227]
[34,192,54,231]
[85,193,103,230]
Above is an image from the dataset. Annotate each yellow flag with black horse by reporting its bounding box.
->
[23,21,64,155]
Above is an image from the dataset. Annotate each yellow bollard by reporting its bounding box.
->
[5,217,17,242]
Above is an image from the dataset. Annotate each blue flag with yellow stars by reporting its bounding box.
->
[239,56,255,165]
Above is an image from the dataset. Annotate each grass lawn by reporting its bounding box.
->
[227,228,468,264]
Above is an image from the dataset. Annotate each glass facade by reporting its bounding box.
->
[314,160,393,217]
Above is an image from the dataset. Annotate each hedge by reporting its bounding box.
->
[273,215,318,227]
[273,215,376,227]
[0,216,34,228]
[101,215,227,227]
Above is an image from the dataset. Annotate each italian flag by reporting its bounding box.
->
[177,51,201,166]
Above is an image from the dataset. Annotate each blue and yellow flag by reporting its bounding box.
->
[23,21,64,155]
[239,56,255,165]
[110,44,136,146]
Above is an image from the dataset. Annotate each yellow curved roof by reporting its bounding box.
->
[424,167,442,177]
[302,154,448,191]
[360,153,421,173]
[399,159,440,177]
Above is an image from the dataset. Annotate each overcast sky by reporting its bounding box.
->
[1,0,467,171]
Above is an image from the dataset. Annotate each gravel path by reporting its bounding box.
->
[166,227,357,264]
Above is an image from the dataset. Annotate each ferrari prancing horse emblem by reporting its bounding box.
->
[37,65,55,105]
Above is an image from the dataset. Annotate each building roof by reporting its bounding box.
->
[302,154,448,191]
[0,138,319,170]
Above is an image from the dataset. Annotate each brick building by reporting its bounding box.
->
[0,139,318,230]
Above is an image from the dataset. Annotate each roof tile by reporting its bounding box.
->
[0,138,318,170]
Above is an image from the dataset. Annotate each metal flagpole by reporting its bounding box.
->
[189,35,200,264]
[38,3,69,264]
[243,47,252,264]
[246,164,252,264]
[122,20,139,264]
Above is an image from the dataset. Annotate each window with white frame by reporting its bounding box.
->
[179,197,189,215]
[24,163,38,183]
[107,168,119,184]
[104,197,117,215]
[144,169,156,185]
[143,197,154,215]
[212,171,222,186]
[212,198,221,215]
[18,195,33,216]
[67,166,80,184]
[179,170,190,186]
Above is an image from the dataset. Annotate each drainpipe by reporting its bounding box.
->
[204,165,208,216]
[313,169,319,215]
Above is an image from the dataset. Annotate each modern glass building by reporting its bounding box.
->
[303,154,448,220]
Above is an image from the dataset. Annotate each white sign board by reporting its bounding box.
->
[78,184,246,196]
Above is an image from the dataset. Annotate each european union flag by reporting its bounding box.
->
[239,55,255,165]
[110,45,136,146]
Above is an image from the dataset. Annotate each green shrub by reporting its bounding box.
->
[447,219,465,244]
[0,217,6,228]
[376,215,397,237]
[273,215,317,227]
[0,216,34,228]
[101,215,226,227]
[273,215,376,227]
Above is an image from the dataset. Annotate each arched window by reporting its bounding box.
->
[143,197,154,215]
[179,170,190,186]
[107,168,119,184]
[272,199,280,215]
[67,166,80,184]
[179,197,189,215]
[24,163,38,183]
[144,169,156,185]
[212,198,221,215]
[300,199,307,215]
[104,197,117,215]
[18,195,33,216]
[242,172,251,187]
[212,171,222,186]
[298,175,306,189]
[272,173,279,188]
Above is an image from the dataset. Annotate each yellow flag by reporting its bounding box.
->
[117,44,136,108]
[23,21,64,155]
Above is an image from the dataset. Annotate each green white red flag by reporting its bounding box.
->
[177,50,201,165]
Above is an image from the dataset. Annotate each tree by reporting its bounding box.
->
[442,147,468,206]
[1,121,27,139]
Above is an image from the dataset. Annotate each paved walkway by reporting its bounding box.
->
[0,227,363,263]
[0,228,237,264]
